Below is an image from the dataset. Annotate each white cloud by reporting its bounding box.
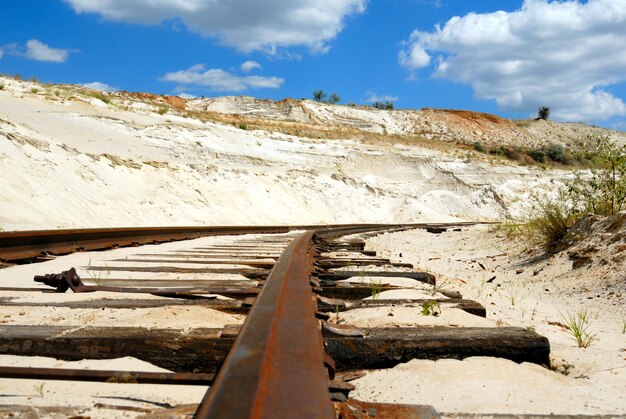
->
[177,92,196,99]
[81,81,119,92]
[25,39,71,62]
[161,64,284,92]
[64,0,366,54]
[241,60,262,73]
[365,91,398,103]
[0,49,4,59]
[399,0,626,122]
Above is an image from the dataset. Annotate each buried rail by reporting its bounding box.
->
[0,222,485,262]
[195,230,335,419]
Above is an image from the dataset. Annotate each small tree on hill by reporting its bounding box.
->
[329,93,341,104]
[372,101,394,110]
[537,106,550,120]
[312,90,326,102]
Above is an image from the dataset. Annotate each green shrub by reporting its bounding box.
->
[0,83,4,91]
[526,196,577,248]
[239,123,248,130]
[565,136,626,216]
[526,135,626,248]
[528,149,545,163]
[546,144,566,163]
[473,142,484,152]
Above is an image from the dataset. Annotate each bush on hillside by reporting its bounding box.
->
[525,135,626,248]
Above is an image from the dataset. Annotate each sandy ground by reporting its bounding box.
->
[0,233,294,417]
[348,225,626,416]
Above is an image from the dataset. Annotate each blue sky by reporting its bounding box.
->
[1,0,625,129]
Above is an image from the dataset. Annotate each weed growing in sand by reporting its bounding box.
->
[421,300,440,316]
[562,310,596,348]
[34,382,45,398]
[358,270,365,284]
[157,106,168,115]
[0,83,4,90]
[496,219,524,239]
[507,288,519,306]
[31,88,39,94]
[86,258,108,286]
[370,280,382,300]
[334,304,341,323]
[429,279,449,296]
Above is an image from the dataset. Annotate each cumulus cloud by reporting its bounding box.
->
[161,64,284,92]
[64,0,366,53]
[241,60,261,73]
[365,91,398,103]
[81,81,119,92]
[399,0,626,122]
[25,39,71,62]
[0,40,74,63]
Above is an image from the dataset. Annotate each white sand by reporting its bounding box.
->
[0,76,577,230]
[351,226,626,415]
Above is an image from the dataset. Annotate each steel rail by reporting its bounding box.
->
[0,222,486,262]
[0,226,295,261]
[195,230,334,419]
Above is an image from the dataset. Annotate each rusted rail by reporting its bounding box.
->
[0,222,480,262]
[0,226,294,261]
[195,230,334,418]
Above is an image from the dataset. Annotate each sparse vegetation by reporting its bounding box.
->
[312,90,342,104]
[372,101,394,110]
[522,136,626,248]
[239,123,248,130]
[157,106,168,115]
[0,83,5,91]
[34,382,45,398]
[329,93,341,104]
[429,279,449,296]
[546,144,566,163]
[85,91,111,105]
[371,280,382,300]
[421,300,441,316]
[472,142,573,166]
[312,90,326,102]
[562,310,596,348]
[537,106,550,120]
[526,193,576,248]
[31,88,39,94]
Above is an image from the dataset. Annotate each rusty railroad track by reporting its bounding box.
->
[0,224,550,418]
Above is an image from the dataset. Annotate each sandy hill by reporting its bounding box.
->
[0,76,623,230]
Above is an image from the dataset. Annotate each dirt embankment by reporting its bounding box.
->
[186,96,626,149]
